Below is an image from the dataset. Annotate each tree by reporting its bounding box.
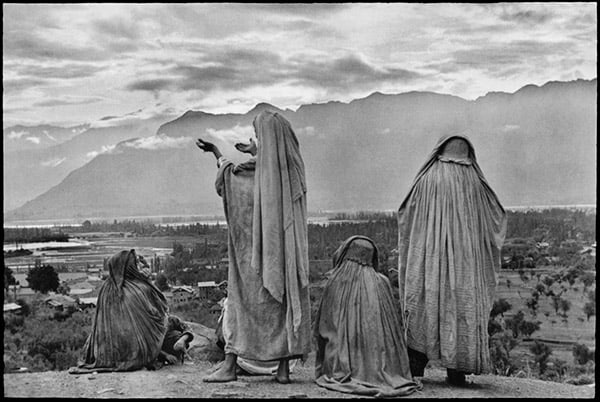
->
[26,264,60,293]
[580,272,595,292]
[542,275,555,288]
[156,273,169,291]
[505,310,525,338]
[491,298,512,318]
[4,265,17,293]
[558,298,571,318]
[519,320,541,339]
[551,295,561,314]
[583,302,595,321]
[525,296,539,317]
[16,298,31,316]
[56,281,70,296]
[530,340,552,374]
[535,283,545,294]
[572,343,594,365]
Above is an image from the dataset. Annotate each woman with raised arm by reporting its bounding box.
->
[397,135,507,385]
[197,110,310,384]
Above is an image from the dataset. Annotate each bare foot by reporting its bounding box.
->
[275,359,290,384]
[203,365,237,383]
[203,354,238,383]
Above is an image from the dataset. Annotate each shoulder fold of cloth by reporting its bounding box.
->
[250,111,309,336]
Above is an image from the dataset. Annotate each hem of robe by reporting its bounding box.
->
[407,346,488,375]
[315,375,420,397]
[224,345,306,363]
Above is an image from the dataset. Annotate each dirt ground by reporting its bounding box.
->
[3,352,595,399]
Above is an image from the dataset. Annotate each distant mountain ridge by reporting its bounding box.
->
[4,78,597,222]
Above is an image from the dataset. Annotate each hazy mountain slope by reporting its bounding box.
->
[5,79,596,221]
[3,116,166,211]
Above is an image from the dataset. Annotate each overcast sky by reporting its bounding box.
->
[2,2,597,128]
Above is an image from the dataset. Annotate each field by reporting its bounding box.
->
[494,268,595,372]
[5,234,205,275]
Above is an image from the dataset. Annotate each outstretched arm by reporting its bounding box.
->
[196,138,223,160]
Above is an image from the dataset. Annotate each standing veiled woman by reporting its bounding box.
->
[397,135,507,385]
[198,110,311,383]
[70,249,169,373]
[314,236,420,397]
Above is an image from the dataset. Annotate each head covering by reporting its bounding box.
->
[106,249,153,296]
[250,110,309,336]
[332,235,380,272]
[399,134,504,214]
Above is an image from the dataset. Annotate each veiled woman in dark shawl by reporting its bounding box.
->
[70,249,169,373]
[314,236,420,397]
[397,135,507,385]
[197,110,310,384]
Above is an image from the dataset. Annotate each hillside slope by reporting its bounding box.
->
[3,354,595,399]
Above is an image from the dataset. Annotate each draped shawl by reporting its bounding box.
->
[314,236,419,397]
[397,135,506,374]
[250,110,309,343]
[217,155,310,360]
[74,249,169,373]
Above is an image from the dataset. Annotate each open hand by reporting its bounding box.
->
[235,138,257,156]
[196,138,222,159]
[196,138,217,153]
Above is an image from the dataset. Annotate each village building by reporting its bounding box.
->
[78,297,98,309]
[197,281,218,300]
[171,285,195,304]
[162,290,173,305]
[3,303,22,315]
[44,294,77,310]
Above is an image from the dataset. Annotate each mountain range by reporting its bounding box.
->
[3,78,597,222]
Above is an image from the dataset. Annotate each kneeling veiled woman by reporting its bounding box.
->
[70,249,169,373]
[314,236,420,397]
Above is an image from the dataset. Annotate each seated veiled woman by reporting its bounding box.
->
[70,249,169,373]
[314,236,421,397]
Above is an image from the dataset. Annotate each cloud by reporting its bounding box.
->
[7,130,30,140]
[448,39,576,80]
[92,18,141,40]
[10,62,106,80]
[290,54,424,89]
[2,31,109,62]
[205,125,255,145]
[127,78,175,93]
[121,134,193,151]
[126,50,423,97]
[40,157,66,167]
[43,130,57,142]
[502,124,520,133]
[498,6,555,25]
[244,3,349,16]
[72,127,88,134]
[3,78,50,94]
[89,105,179,129]
[297,126,316,136]
[86,144,116,159]
[34,96,105,108]
[25,136,41,144]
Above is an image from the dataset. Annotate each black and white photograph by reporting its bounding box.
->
[3,2,596,398]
